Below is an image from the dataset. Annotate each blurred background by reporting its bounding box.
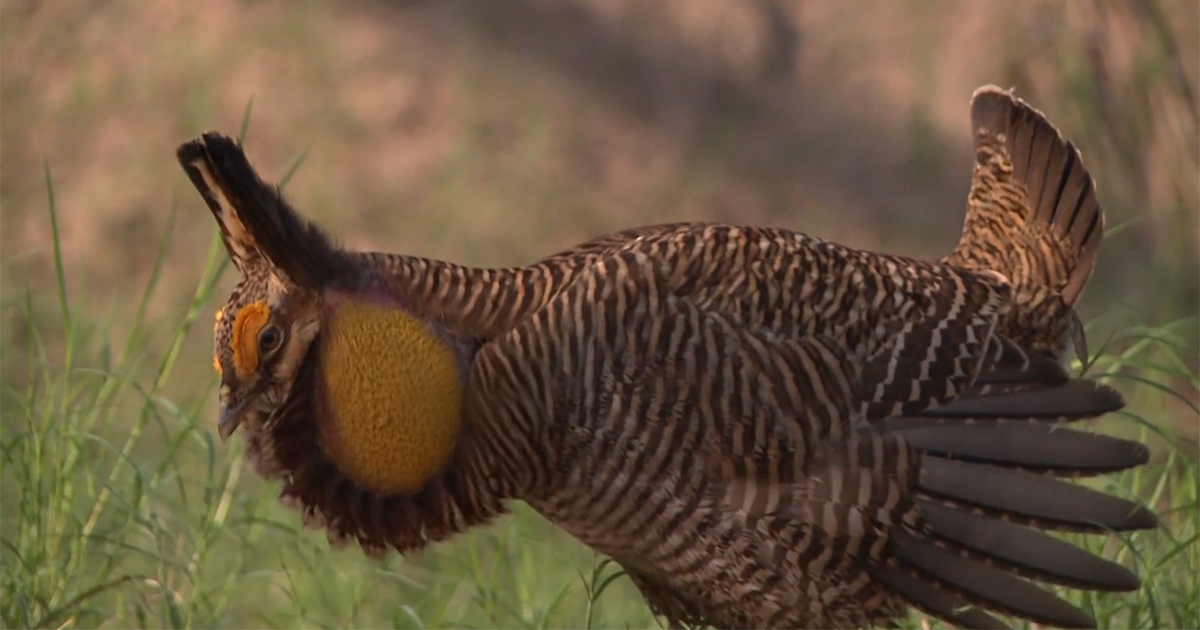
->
[2,1,1197,628]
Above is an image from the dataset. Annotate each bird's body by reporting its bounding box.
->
[487,224,1006,629]
[177,86,1156,629]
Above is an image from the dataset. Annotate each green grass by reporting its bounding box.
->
[2,161,1197,630]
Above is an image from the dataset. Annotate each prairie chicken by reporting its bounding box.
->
[177,85,1156,629]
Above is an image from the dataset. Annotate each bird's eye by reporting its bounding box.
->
[258,325,283,355]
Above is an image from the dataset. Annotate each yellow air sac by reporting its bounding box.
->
[317,298,464,496]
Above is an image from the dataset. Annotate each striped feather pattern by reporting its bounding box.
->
[351,223,697,340]
[944,86,1105,366]
[177,85,1153,630]
[460,232,1152,628]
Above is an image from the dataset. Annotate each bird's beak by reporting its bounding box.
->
[218,398,249,440]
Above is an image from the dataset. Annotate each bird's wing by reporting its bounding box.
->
[490,244,1152,629]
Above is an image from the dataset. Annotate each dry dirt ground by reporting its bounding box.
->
[2,0,1197,409]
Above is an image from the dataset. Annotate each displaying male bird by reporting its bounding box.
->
[176,85,1157,629]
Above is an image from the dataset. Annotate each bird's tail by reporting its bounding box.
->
[944,86,1104,366]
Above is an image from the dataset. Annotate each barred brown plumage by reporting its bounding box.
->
[176,85,1157,629]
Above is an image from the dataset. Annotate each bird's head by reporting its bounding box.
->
[177,133,485,553]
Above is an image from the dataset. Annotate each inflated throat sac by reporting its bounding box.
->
[317,297,464,496]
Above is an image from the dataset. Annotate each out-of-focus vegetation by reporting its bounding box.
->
[2,1,1196,628]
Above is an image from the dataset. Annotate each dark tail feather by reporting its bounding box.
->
[917,499,1140,591]
[886,420,1149,477]
[868,565,1011,629]
[922,377,1124,420]
[908,333,1123,422]
[889,529,1097,629]
[918,456,1157,533]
